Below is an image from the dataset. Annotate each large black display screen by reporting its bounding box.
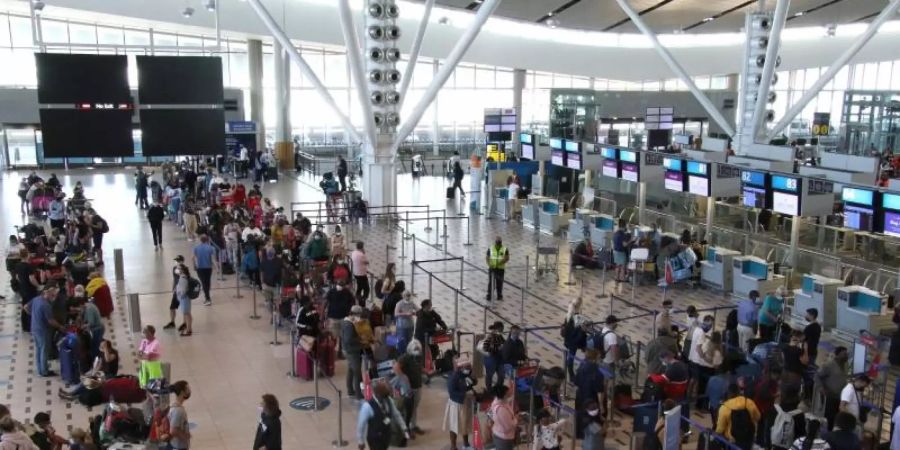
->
[140,109,225,156]
[136,56,224,104]
[36,53,131,104]
[40,109,134,157]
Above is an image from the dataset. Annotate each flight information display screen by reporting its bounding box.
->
[773,191,800,216]
[602,159,619,178]
[743,186,766,208]
[843,204,874,231]
[665,171,684,192]
[551,150,566,166]
[884,211,900,237]
[621,163,639,182]
[688,175,710,196]
[521,143,534,160]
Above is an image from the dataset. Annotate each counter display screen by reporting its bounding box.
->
[550,138,563,150]
[663,157,682,171]
[686,161,709,176]
[843,204,874,231]
[688,175,710,196]
[565,140,581,153]
[884,193,900,211]
[773,191,800,216]
[521,143,534,160]
[619,150,637,163]
[519,133,532,144]
[772,175,800,192]
[741,170,766,187]
[665,171,685,192]
[885,211,900,237]
[742,186,766,208]
[551,150,566,166]
[600,147,617,159]
[842,187,874,206]
[602,160,619,178]
[621,163,639,182]
[566,152,582,170]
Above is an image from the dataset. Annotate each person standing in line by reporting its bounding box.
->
[485,237,509,301]
[688,315,716,410]
[164,256,187,331]
[736,290,760,353]
[490,384,518,450]
[192,235,217,306]
[823,412,860,450]
[86,209,108,263]
[168,381,192,450]
[337,156,349,192]
[839,374,871,428]
[443,358,476,450]
[183,204,199,242]
[137,325,161,362]
[574,350,604,439]
[80,296,104,360]
[341,306,364,401]
[48,192,66,231]
[599,315,621,376]
[357,381,410,450]
[612,220,633,283]
[175,265,193,336]
[350,242,370,302]
[803,308,822,365]
[816,346,850,429]
[327,280,355,355]
[259,247,283,317]
[399,340,425,435]
[26,286,64,377]
[253,394,282,450]
[758,287,786,341]
[394,292,418,354]
[580,400,605,450]
[481,321,506,388]
[147,201,166,250]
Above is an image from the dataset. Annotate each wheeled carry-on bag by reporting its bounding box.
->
[446,187,455,199]
[59,333,81,385]
[296,346,315,381]
[318,335,336,377]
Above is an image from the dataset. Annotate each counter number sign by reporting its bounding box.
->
[812,112,830,136]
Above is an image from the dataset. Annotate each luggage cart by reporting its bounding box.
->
[424,329,457,384]
[535,243,560,281]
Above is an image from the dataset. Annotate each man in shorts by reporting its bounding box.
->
[164,256,187,332]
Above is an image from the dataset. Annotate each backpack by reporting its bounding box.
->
[187,277,201,299]
[99,218,110,233]
[726,309,738,330]
[323,179,339,195]
[374,279,385,299]
[771,404,803,449]
[729,400,756,446]
[307,237,328,260]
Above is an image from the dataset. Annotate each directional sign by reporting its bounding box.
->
[290,396,330,411]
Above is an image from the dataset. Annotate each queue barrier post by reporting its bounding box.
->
[597,248,609,300]
[270,296,281,346]
[459,258,465,291]
[433,218,441,248]
[404,211,411,239]
[424,205,433,232]
[440,211,449,238]
[464,215,473,246]
[328,379,349,448]
[250,281,261,320]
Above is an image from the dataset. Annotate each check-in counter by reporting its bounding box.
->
[523,196,549,230]
[539,199,569,235]
[732,255,785,299]
[790,274,843,330]
[836,285,891,336]
[588,214,616,249]
[700,246,742,292]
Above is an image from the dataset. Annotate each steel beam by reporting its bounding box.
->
[767,0,900,141]
[337,0,377,146]
[613,0,736,137]
[750,0,789,141]
[392,0,502,151]
[398,0,436,110]
[247,0,362,143]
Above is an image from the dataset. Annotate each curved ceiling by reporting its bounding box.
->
[10,0,900,81]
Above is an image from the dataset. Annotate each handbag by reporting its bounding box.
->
[299,336,316,352]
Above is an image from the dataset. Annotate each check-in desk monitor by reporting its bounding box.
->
[522,195,549,230]
[539,199,568,235]
[791,274,843,330]
[836,286,891,337]
[732,255,784,299]
[700,246,742,292]
[589,214,616,250]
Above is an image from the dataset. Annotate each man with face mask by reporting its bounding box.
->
[414,300,448,357]
[168,381,192,450]
[736,291,760,353]
[259,246,283,314]
[357,381,409,450]
[328,281,355,357]
[817,346,849,429]
[399,340,425,435]
[485,237,509,301]
[839,374,871,428]
[758,287,786,341]
[645,327,679,376]
[341,305,364,400]
[688,315,715,410]
[501,325,527,369]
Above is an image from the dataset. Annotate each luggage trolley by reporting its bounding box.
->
[424,329,457,384]
[535,242,560,281]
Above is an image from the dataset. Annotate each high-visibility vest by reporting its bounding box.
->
[488,246,507,269]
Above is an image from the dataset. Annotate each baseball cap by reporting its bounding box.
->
[174,255,185,262]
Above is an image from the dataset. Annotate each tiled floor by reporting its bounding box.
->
[0,168,893,449]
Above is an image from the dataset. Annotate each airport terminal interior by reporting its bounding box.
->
[2,0,900,449]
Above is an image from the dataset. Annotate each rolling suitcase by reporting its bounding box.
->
[446,187,455,199]
[317,335,336,377]
[296,346,315,381]
[266,166,278,182]
[59,333,81,385]
[102,376,147,404]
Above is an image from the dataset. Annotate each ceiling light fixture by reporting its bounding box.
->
[205,0,216,12]
[794,11,804,17]
[702,17,714,22]
[182,6,195,18]
[32,0,45,13]
[826,24,836,36]
[545,18,559,28]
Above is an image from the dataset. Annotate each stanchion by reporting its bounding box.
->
[428,274,433,300]
[234,246,244,299]
[399,233,407,260]
[114,248,124,281]
[464,215,473,246]
[433,218,441,248]
[287,328,297,377]
[313,359,319,411]
[459,258,465,291]
[424,206,433,232]
[521,255,529,324]
[440,211,449,238]
[404,211,411,239]
[249,283,261,320]
[270,303,281,345]
[565,250,577,286]
[597,253,608,300]
[331,385,348,447]
[443,229,449,256]
[412,233,417,262]
[453,290,460,329]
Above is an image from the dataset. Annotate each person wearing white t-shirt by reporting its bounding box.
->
[599,315,619,368]
[839,374,871,424]
[507,181,520,200]
[688,315,715,409]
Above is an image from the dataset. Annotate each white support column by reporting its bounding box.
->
[337,0,376,146]
[247,0,362,143]
[248,39,266,153]
[392,0,503,151]
[750,0,789,141]
[513,68,526,151]
[273,40,291,144]
[613,0,735,137]
[399,0,435,110]
[432,60,440,156]
[767,0,900,140]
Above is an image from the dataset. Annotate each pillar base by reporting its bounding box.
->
[275,142,293,170]
[362,157,397,208]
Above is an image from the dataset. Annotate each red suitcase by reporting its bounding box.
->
[317,335,336,377]
[92,284,114,318]
[296,346,314,381]
[101,376,147,404]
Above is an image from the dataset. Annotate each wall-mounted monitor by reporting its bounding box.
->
[550,138,564,150]
[882,193,900,211]
[771,175,800,192]
[884,211,900,237]
[565,140,581,153]
[742,186,766,208]
[688,175,711,196]
[485,124,501,132]
[602,159,619,178]
[619,150,637,163]
[844,204,875,231]
[551,150,566,166]
[520,133,533,144]
[842,187,874,206]
[663,157,683,171]
[741,170,767,188]
[772,191,800,216]
[686,161,709,176]
[500,124,516,132]
[521,143,534,160]
[665,171,685,192]
[621,162,639,182]
[566,152,582,170]
[600,146,617,160]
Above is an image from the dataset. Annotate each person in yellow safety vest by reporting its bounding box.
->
[485,237,510,301]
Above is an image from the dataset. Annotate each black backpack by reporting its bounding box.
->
[187,277,201,300]
[374,279,384,299]
[729,400,756,448]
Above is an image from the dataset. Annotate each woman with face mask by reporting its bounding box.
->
[443,358,476,450]
[253,394,282,450]
[490,384,518,450]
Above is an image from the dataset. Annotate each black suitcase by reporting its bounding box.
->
[446,187,455,199]
[221,261,235,275]
[266,167,278,182]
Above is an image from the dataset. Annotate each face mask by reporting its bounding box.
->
[701,323,713,332]
[336,285,343,291]
[495,241,501,247]
[461,369,471,376]
[587,409,599,417]
[175,269,182,276]
[258,406,264,415]
[510,333,520,340]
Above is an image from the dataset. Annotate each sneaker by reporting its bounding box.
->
[178,323,187,332]
[163,322,176,330]
[43,370,58,377]
[203,300,212,306]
